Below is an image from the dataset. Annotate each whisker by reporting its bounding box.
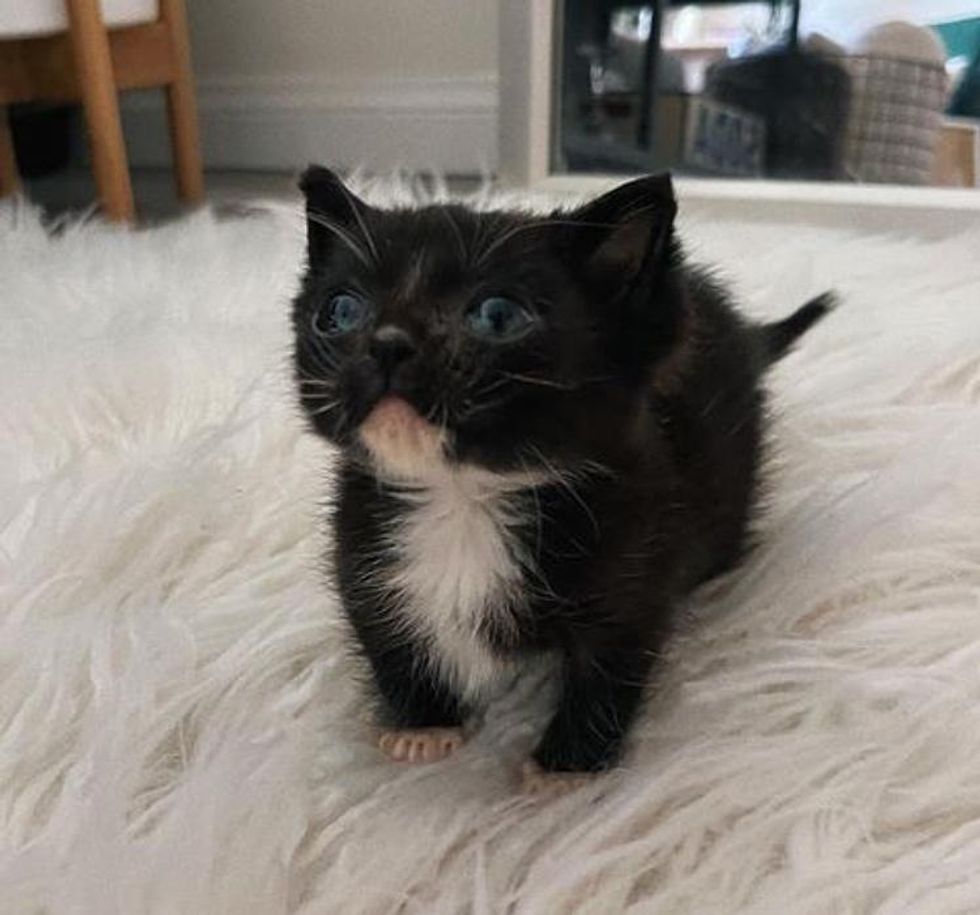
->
[475,201,666,266]
[307,212,372,268]
[519,456,545,562]
[336,183,380,265]
[527,444,601,540]
[298,335,341,376]
[458,395,510,420]
[475,216,624,266]
[312,339,341,372]
[468,374,514,399]
[440,206,469,263]
[300,388,338,402]
[502,371,616,392]
[307,400,341,417]
[471,211,500,265]
[299,351,336,379]
[500,372,579,391]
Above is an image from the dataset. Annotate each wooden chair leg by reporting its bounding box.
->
[0,107,20,197]
[160,0,204,203]
[65,0,135,221]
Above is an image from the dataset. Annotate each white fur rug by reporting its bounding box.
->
[2,188,980,915]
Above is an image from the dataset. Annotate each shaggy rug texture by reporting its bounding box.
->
[2,186,980,915]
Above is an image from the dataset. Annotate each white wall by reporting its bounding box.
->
[124,0,500,174]
[186,0,497,82]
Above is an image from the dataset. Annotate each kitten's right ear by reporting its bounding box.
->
[562,173,677,293]
[299,165,376,266]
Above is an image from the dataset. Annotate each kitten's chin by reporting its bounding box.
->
[358,395,448,481]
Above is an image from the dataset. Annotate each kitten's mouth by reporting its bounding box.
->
[359,395,447,479]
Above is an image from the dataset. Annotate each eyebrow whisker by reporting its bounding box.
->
[307,211,373,268]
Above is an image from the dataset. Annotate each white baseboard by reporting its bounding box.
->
[120,74,499,175]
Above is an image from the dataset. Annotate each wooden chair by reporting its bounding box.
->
[0,0,203,221]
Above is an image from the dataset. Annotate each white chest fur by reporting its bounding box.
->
[385,469,531,698]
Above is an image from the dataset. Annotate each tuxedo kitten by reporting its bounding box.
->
[293,166,831,786]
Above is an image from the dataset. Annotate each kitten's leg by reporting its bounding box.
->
[529,642,653,784]
[362,638,466,764]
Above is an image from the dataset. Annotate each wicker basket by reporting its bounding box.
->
[832,54,948,185]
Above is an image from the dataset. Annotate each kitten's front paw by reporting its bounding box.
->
[378,727,464,763]
[520,760,595,798]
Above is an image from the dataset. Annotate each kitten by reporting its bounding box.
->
[292,167,831,786]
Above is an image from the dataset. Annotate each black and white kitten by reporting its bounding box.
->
[293,167,830,788]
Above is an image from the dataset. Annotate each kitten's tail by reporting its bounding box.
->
[762,292,836,364]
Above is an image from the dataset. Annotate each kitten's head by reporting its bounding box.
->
[292,167,682,481]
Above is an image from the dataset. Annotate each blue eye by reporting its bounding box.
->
[314,293,370,336]
[465,297,536,342]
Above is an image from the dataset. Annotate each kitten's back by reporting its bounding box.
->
[654,274,831,581]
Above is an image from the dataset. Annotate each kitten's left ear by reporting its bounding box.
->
[299,165,376,265]
[563,173,677,288]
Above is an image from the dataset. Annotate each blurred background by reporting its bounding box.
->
[1,0,978,219]
[553,0,979,184]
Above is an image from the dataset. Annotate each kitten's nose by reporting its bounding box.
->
[369,325,416,383]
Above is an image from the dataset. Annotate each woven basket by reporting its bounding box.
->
[832,54,948,185]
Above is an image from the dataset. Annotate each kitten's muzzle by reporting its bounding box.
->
[346,325,430,431]
[369,325,416,388]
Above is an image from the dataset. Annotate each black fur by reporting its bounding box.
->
[293,167,830,773]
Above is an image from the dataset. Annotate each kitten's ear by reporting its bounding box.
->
[563,173,677,289]
[299,165,376,265]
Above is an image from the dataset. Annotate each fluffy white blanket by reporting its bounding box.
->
[2,190,979,915]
